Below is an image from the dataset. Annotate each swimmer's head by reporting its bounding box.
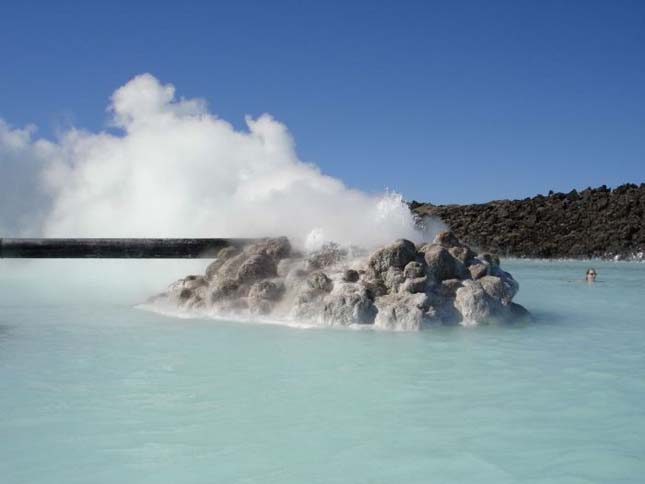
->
[586,268,597,282]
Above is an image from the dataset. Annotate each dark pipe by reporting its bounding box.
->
[0,238,263,259]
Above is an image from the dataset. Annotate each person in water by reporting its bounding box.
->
[585,268,597,282]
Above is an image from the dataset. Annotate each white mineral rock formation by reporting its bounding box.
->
[147,232,531,330]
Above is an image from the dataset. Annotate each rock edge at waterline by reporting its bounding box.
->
[147,232,530,331]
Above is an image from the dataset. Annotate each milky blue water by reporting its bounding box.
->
[1,259,644,484]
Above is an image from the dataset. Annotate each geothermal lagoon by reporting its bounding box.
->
[2,1,644,481]
[1,253,644,483]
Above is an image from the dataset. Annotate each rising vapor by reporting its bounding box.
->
[1,74,426,249]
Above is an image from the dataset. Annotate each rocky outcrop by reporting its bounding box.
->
[410,183,645,259]
[321,283,377,326]
[374,292,428,331]
[148,233,530,331]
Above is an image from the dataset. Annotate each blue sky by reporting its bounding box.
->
[1,0,644,204]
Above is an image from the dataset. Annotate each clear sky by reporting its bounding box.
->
[1,0,644,204]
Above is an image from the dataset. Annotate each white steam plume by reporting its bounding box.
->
[2,74,425,249]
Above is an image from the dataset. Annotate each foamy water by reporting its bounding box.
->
[1,259,644,483]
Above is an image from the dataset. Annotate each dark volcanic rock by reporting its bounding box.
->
[368,239,417,274]
[306,271,333,293]
[421,244,469,282]
[248,280,285,315]
[403,261,425,279]
[236,253,277,283]
[322,284,377,326]
[210,278,239,302]
[410,183,645,259]
[248,236,291,261]
[342,269,360,283]
[205,246,240,280]
[248,280,285,302]
[468,263,489,280]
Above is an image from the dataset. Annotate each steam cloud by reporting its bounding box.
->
[1,74,426,249]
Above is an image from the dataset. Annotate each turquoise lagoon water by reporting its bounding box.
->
[1,259,644,483]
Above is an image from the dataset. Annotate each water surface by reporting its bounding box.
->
[1,259,644,483]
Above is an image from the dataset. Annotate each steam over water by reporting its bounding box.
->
[0,74,423,249]
[1,258,645,483]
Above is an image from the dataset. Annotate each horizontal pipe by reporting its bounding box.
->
[0,238,264,259]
